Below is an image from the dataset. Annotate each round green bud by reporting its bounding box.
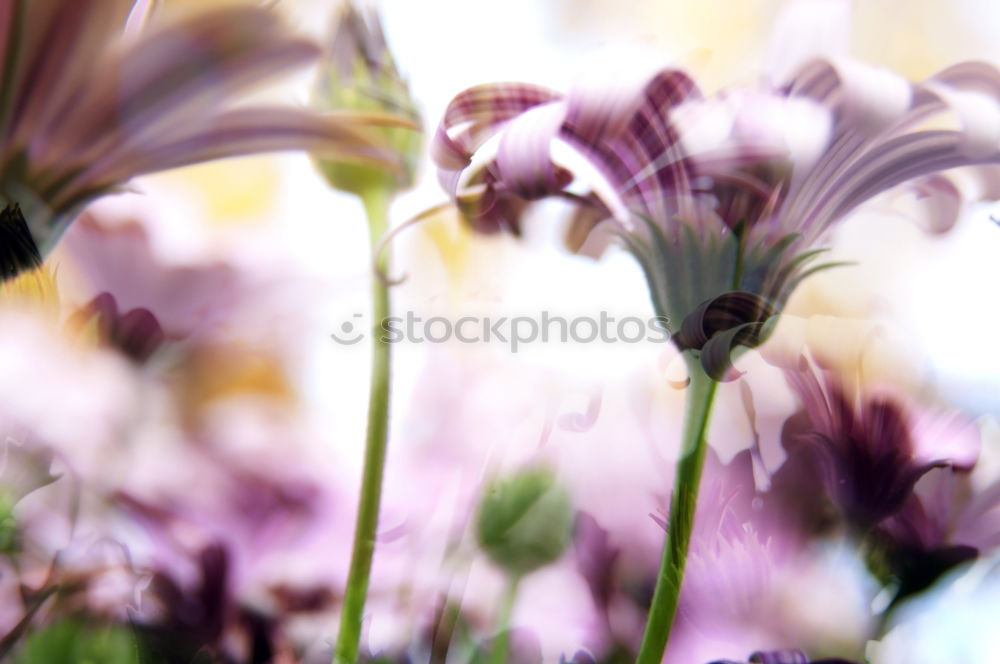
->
[476,466,574,577]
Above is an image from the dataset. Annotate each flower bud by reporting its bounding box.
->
[313,4,421,198]
[476,466,573,577]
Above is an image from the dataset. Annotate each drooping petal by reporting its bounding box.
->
[776,58,1000,240]
[432,82,562,196]
[56,108,408,208]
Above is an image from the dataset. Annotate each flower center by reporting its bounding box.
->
[0,203,41,282]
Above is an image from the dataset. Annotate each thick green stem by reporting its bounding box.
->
[335,188,394,664]
[489,575,520,664]
[635,354,718,664]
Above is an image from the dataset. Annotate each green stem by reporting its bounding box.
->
[635,354,719,664]
[490,575,520,664]
[335,188,394,664]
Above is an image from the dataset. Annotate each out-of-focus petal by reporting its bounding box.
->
[61,108,406,206]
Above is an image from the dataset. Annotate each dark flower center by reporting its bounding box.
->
[0,204,41,282]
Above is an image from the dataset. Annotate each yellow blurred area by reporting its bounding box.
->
[174,344,296,419]
[155,0,262,17]
[153,157,283,226]
[0,266,60,316]
[413,204,473,291]
[853,0,964,79]
[656,0,782,89]
[549,0,991,86]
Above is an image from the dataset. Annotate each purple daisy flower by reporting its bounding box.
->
[430,14,1000,377]
[0,0,408,278]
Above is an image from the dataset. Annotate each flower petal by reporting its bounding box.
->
[431,82,561,196]
[495,101,569,199]
[57,107,405,207]
[34,6,321,175]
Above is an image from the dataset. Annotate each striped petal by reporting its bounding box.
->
[432,69,703,251]
[55,107,408,208]
[33,6,321,175]
[432,81,561,196]
[494,101,568,199]
[4,0,135,155]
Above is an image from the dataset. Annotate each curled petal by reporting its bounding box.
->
[907,174,963,234]
[495,102,570,199]
[921,82,1000,159]
[674,291,777,352]
[788,59,912,136]
[673,291,778,381]
[931,60,1000,100]
[432,82,561,195]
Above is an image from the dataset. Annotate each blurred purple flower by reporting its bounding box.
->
[709,651,860,664]
[0,0,407,277]
[869,460,1000,607]
[777,356,980,534]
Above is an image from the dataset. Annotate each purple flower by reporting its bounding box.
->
[0,0,408,277]
[709,651,860,664]
[777,355,980,534]
[866,458,1000,607]
[430,7,1000,378]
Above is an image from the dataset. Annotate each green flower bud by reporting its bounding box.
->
[476,466,573,577]
[313,4,422,198]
